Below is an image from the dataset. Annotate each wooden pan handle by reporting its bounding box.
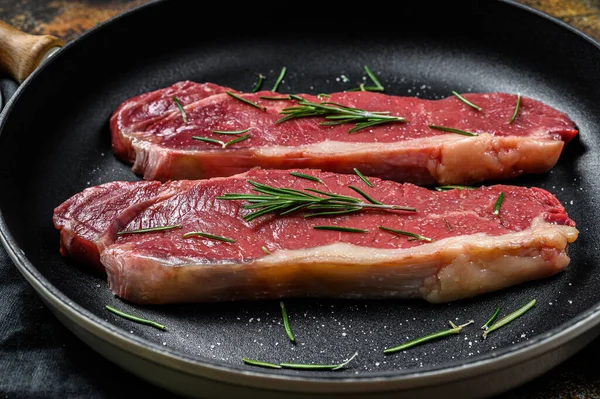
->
[0,20,64,83]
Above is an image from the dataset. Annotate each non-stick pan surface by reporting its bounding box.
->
[1,1,600,398]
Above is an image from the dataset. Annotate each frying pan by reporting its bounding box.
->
[1,1,599,398]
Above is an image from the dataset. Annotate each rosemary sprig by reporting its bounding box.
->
[192,134,251,149]
[226,91,266,111]
[262,246,271,255]
[429,125,477,137]
[483,299,536,339]
[481,306,501,330]
[172,97,188,124]
[378,226,433,242]
[277,97,406,134]
[353,168,373,187]
[117,224,182,235]
[217,180,416,222]
[182,231,236,243]
[348,185,382,205]
[317,93,331,99]
[350,65,384,92]
[435,185,477,191]
[280,352,358,370]
[252,73,265,93]
[272,66,287,92]
[280,301,295,342]
[493,192,505,216]
[384,320,474,354]
[313,226,368,233]
[452,91,482,111]
[242,358,282,369]
[290,171,323,183]
[259,95,293,100]
[211,127,252,135]
[105,305,166,330]
[509,93,521,124]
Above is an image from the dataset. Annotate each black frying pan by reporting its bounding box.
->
[1,1,600,398]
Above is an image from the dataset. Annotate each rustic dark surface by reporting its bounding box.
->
[0,0,598,398]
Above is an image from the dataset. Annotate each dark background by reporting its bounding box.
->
[0,1,599,398]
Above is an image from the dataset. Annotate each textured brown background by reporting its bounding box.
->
[0,1,598,398]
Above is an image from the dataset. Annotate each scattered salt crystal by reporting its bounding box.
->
[162,342,166,346]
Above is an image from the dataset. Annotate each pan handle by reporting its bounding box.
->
[0,20,64,83]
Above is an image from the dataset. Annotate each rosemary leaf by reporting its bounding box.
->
[212,127,252,135]
[483,299,536,339]
[353,168,373,187]
[192,136,225,147]
[313,226,368,233]
[348,185,382,205]
[242,358,282,369]
[317,93,331,99]
[117,224,182,235]
[378,226,433,242]
[350,65,384,92]
[173,96,188,124]
[280,352,358,370]
[262,246,271,255]
[384,320,473,354]
[429,125,477,137]
[290,172,323,183]
[259,95,293,101]
[509,93,521,124]
[226,91,266,111]
[435,185,477,191]
[271,66,287,92]
[223,134,251,148]
[452,91,482,111]
[105,305,166,330]
[493,192,505,216]
[481,306,501,330]
[252,73,265,93]
[280,301,295,342]
[182,231,236,243]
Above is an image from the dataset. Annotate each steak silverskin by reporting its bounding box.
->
[53,169,579,304]
[110,81,578,184]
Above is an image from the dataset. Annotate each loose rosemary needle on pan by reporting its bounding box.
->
[173,96,188,124]
[353,168,373,187]
[509,93,521,124]
[217,180,416,222]
[117,224,182,235]
[493,192,505,216]
[384,320,474,354]
[271,66,287,92]
[280,352,359,370]
[481,306,501,330]
[242,358,282,369]
[105,305,166,330]
[452,90,482,111]
[483,299,536,339]
[280,301,295,342]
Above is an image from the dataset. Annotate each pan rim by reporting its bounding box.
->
[1,0,599,392]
